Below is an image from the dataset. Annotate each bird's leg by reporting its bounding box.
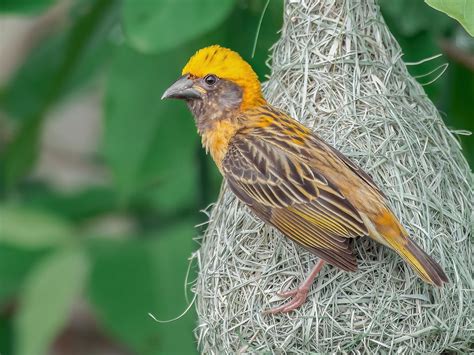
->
[265,259,326,314]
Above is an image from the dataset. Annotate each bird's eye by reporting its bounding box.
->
[204,74,218,86]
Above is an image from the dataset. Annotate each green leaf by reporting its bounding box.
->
[0,245,47,305]
[123,0,236,53]
[103,44,199,210]
[0,205,74,248]
[0,314,14,355]
[0,0,54,14]
[25,185,119,222]
[1,117,42,190]
[0,36,62,123]
[425,0,474,36]
[15,248,89,355]
[87,222,197,354]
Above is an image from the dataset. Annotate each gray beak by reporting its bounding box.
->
[161,75,202,100]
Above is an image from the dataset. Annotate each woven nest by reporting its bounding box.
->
[193,0,473,352]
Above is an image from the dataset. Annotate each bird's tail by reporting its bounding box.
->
[387,237,449,286]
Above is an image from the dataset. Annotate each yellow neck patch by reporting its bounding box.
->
[182,45,265,110]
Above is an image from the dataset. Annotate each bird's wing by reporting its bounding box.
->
[222,127,369,271]
[320,141,387,199]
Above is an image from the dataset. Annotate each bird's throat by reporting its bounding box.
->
[200,119,239,171]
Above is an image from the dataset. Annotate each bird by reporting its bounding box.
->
[161,45,448,314]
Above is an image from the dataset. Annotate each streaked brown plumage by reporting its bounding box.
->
[162,45,448,313]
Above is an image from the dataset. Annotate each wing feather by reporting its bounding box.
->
[222,121,370,271]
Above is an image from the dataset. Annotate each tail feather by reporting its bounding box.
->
[363,212,448,286]
[392,238,448,286]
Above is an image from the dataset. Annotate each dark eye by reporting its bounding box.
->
[204,74,218,86]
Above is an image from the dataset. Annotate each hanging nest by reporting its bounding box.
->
[193,0,473,352]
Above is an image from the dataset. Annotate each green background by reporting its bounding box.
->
[0,0,472,354]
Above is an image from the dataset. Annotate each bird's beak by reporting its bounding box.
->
[161,75,202,100]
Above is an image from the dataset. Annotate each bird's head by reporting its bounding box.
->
[162,45,265,129]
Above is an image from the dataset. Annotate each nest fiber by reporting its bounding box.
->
[193,0,473,352]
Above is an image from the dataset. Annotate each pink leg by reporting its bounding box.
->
[265,259,326,314]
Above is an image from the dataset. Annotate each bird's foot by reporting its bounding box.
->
[263,259,326,314]
[264,286,310,314]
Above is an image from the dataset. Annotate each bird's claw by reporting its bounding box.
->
[264,287,310,314]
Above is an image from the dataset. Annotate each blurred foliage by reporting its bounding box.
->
[122,0,236,53]
[1,0,118,190]
[0,0,472,354]
[0,0,55,14]
[87,222,197,354]
[15,248,89,355]
[104,44,200,209]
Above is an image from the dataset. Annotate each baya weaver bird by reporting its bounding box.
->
[162,45,448,314]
